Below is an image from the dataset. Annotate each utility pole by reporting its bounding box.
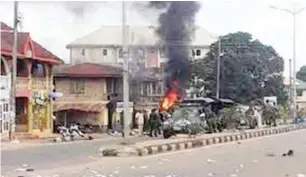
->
[269,4,306,120]
[122,1,130,139]
[9,1,18,140]
[289,59,293,119]
[216,37,221,99]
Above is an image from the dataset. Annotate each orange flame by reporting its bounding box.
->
[159,88,179,111]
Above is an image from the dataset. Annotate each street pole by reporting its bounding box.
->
[289,58,293,120]
[292,10,297,120]
[269,5,306,120]
[9,1,18,140]
[122,1,130,139]
[216,38,221,99]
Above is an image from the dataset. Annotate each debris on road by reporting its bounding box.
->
[282,150,294,157]
[296,174,306,177]
[265,152,276,157]
[207,172,215,176]
[15,168,26,172]
[140,165,148,169]
[207,158,216,163]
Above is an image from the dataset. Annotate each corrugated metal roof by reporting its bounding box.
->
[66,25,218,48]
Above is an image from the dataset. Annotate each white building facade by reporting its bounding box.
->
[66,25,217,68]
[66,25,218,111]
[0,56,11,136]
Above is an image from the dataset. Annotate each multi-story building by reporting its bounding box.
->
[284,77,306,112]
[66,25,217,111]
[53,63,130,131]
[0,22,63,139]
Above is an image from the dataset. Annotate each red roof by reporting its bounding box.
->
[1,22,63,64]
[53,63,123,78]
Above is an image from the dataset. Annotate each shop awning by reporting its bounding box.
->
[53,101,109,113]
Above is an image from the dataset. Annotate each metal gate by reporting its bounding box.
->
[0,101,10,134]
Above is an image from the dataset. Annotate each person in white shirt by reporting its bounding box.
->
[135,110,144,135]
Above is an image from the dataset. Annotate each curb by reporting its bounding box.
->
[101,124,306,157]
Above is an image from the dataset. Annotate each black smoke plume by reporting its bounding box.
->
[148,1,201,95]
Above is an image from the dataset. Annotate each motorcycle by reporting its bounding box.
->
[57,124,85,141]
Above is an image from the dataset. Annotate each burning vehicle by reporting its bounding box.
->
[161,104,207,139]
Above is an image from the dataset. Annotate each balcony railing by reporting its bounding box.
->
[16,77,50,91]
[16,77,30,90]
[31,78,48,90]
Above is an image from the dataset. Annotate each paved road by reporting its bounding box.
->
[4,129,306,177]
[1,136,152,171]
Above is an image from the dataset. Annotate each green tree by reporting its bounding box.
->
[190,32,287,104]
[297,65,306,82]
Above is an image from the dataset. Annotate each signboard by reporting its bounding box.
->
[116,102,134,108]
[49,92,63,99]
[116,102,134,112]
[264,96,277,106]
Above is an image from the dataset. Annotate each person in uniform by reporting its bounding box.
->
[245,104,257,129]
[205,106,218,133]
[148,109,158,137]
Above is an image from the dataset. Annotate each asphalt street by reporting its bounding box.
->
[4,129,306,177]
[1,135,151,171]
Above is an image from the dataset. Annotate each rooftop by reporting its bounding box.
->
[53,63,122,78]
[66,25,218,48]
[1,22,63,64]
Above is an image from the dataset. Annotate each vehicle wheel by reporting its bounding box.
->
[163,131,172,139]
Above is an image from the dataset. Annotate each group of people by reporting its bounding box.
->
[135,108,170,138]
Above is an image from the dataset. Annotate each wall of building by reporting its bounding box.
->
[69,46,209,68]
[54,78,108,101]
[70,47,118,64]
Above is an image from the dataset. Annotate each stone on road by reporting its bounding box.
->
[3,129,306,177]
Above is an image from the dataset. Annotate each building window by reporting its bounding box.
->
[137,48,145,59]
[31,60,45,78]
[103,49,108,56]
[157,82,163,95]
[196,49,201,56]
[160,47,166,58]
[81,49,85,56]
[142,83,148,96]
[106,78,118,94]
[70,79,85,94]
[118,48,123,58]
[3,103,9,112]
[160,62,165,69]
[152,82,157,95]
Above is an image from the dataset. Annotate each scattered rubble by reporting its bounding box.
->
[207,159,216,163]
[207,172,215,176]
[252,160,259,163]
[266,152,276,157]
[296,174,306,177]
[282,150,294,157]
[140,165,148,169]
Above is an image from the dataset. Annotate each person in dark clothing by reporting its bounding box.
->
[142,109,149,133]
[149,109,158,137]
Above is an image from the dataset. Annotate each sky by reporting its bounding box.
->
[1,0,306,77]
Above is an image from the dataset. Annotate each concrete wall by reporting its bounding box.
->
[54,78,107,101]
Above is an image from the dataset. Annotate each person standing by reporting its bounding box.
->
[149,109,158,137]
[143,109,149,133]
[135,110,144,135]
